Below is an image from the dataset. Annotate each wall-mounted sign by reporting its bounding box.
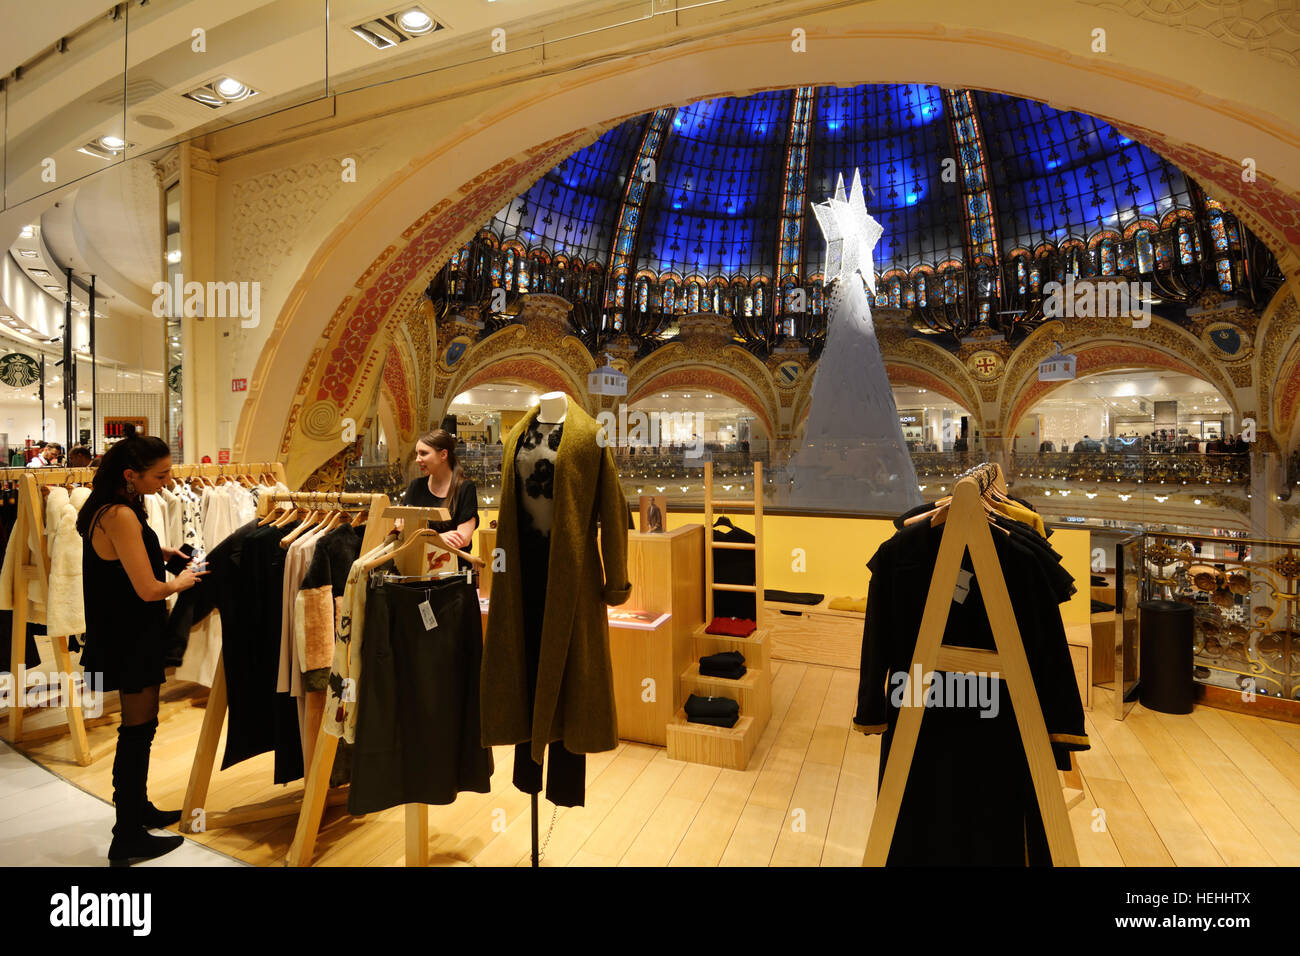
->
[168,365,183,394]
[232,378,248,392]
[105,417,147,439]
[0,353,40,388]
[218,448,231,464]
[898,415,919,425]
[1037,353,1077,382]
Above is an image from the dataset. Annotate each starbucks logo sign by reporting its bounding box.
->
[0,353,40,388]
[168,365,182,394]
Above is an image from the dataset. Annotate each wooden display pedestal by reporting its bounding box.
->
[666,623,771,771]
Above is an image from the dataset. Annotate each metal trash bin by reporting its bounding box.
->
[1138,599,1195,714]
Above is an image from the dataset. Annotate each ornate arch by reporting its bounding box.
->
[231,19,1300,485]
[627,367,775,439]
[1001,321,1241,438]
[1256,287,1300,451]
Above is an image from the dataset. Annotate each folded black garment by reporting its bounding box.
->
[699,650,746,680]
[685,693,739,728]
[764,589,823,605]
[1090,574,1109,587]
[1091,598,1116,613]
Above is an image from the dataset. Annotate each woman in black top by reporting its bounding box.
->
[401,428,479,568]
[77,426,207,866]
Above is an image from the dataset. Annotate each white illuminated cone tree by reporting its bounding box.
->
[791,170,923,512]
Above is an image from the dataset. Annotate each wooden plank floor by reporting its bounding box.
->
[6,662,1300,866]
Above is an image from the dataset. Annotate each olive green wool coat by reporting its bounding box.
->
[481,401,631,762]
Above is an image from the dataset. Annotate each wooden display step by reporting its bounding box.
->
[693,624,771,671]
[666,709,757,770]
[679,663,772,730]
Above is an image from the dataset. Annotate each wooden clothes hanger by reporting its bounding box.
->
[362,527,483,572]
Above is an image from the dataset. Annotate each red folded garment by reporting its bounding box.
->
[705,616,756,637]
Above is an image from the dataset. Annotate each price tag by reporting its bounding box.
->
[952,568,973,605]
[418,599,438,631]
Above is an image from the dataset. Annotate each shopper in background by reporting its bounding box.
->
[26,442,58,467]
[399,427,480,567]
[75,424,207,866]
[68,445,93,468]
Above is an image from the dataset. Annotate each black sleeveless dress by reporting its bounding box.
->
[80,505,169,694]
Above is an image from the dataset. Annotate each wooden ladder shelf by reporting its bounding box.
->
[666,460,771,771]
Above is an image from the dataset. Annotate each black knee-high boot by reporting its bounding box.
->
[136,718,182,828]
[108,722,183,867]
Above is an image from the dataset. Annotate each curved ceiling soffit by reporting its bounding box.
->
[247,21,1300,466]
[262,126,603,466]
[1255,287,1300,448]
[627,341,780,425]
[884,362,979,418]
[1003,343,1237,441]
[626,367,775,439]
[884,339,982,418]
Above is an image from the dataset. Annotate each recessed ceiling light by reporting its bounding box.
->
[77,136,132,159]
[29,269,50,278]
[166,250,182,264]
[43,285,60,292]
[397,9,434,34]
[19,225,34,238]
[18,250,37,258]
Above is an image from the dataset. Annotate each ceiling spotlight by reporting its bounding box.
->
[19,225,34,238]
[78,135,132,159]
[183,77,259,109]
[397,9,435,34]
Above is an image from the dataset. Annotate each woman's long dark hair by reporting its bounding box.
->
[75,424,172,539]
[418,428,462,507]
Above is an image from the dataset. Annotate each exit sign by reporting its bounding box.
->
[218,449,231,464]
[232,379,247,391]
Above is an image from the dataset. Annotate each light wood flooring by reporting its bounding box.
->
[6,658,1300,866]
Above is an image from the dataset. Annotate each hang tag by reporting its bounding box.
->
[952,568,973,604]
[418,599,438,631]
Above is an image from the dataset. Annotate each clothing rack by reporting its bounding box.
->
[862,466,1081,866]
[178,482,384,837]
[0,467,95,763]
[287,501,461,867]
[0,461,287,765]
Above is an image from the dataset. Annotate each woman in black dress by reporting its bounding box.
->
[400,428,479,569]
[77,426,207,866]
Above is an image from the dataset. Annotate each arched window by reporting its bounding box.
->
[1178,224,1194,264]
[636,279,649,313]
[688,282,701,313]
[1210,211,1229,252]
[888,279,901,309]
[811,282,823,315]
[781,317,795,336]
[517,258,530,293]
[1099,240,1115,276]
[1016,260,1026,294]
[504,249,518,291]
[663,279,677,314]
[1029,268,1041,294]
[754,286,764,316]
[916,275,927,307]
[943,274,957,304]
[712,287,722,313]
[1216,258,1233,292]
[615,274,627,307]
[1136,229,1154,273]
[874,291,888,308]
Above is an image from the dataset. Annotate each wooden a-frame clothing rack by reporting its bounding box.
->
[862,464,1081,867]
[1,461,286,765]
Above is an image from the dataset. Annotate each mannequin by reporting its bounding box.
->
[537,390,568,424]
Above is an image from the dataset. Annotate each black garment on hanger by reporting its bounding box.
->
[168,519,303,784]
[0,614,41,672]
[854,516,1088,866]
[711,520,756,619]
[347,576,492,814]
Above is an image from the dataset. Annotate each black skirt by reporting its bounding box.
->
[348,576,493,815]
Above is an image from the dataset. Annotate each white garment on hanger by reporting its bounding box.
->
[45,487,88,638]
